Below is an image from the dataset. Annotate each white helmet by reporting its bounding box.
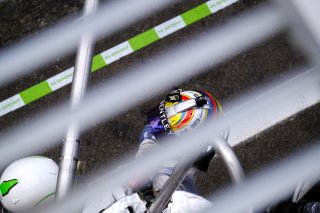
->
[0,156,58,212]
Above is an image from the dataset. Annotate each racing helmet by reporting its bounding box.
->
[146,89,222,136]
[0,156,58,212]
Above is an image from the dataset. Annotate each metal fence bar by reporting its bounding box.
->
[149,136,245,213]
[55,0,98,200]
[148,149,202,213]
[203,142,320,213]
[0,5,284,169]
[272,0,320,66]
[0,0,175,86]
[33,67,319,213]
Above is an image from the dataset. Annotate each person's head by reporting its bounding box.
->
[145,88,222,137]
[0,156,58,212]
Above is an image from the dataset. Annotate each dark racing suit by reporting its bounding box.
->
[135,124,216,196]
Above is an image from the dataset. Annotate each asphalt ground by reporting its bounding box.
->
[1,0,319,203]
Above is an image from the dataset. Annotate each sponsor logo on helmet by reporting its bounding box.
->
[159,100,172,133]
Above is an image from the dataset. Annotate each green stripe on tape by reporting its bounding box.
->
[91,54,107,73]
[128,29,160,51]
[20,81,52,104]
[181,3,211,25]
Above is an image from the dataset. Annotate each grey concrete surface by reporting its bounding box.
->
[0,0,319,202]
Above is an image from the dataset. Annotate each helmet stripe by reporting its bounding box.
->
[174,110,186,126]
[172,109,194,130]
[0,179,18,197]
[34,192,55,207]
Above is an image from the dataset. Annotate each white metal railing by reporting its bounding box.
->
[0,0,319,213]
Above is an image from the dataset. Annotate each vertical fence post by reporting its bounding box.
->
[55,0,98,200]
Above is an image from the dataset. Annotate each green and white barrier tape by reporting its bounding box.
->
[0,0,237,117]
